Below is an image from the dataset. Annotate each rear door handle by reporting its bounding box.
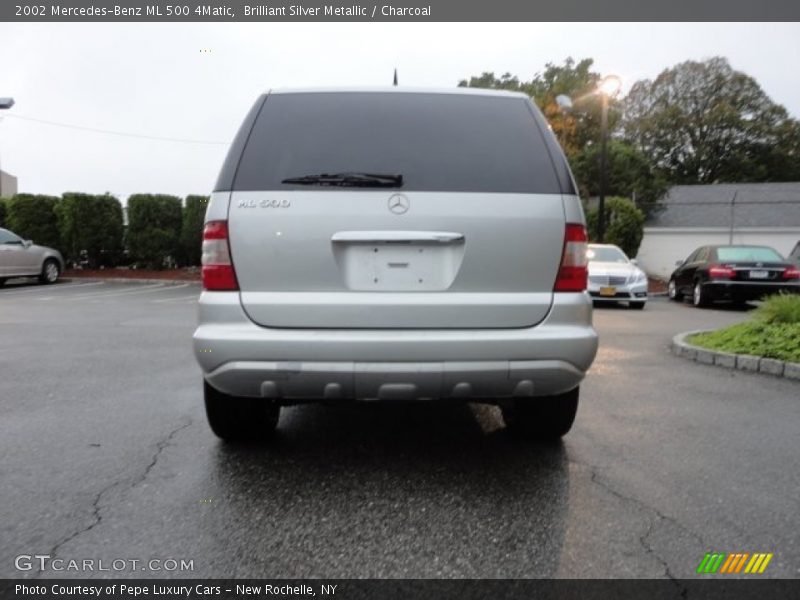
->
[332,231,464,244]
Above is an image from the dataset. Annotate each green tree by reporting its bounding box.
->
[570,139,668,216]
[459,58,617,159]
[623,57,800,183]
[585,197,645,257]
[126,194,183,269]
[6,194,62,251]
[0,197,8,227]
[181,195,208,266]
[57,193,124,268]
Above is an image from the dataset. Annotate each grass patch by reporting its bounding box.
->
[688,294,800,363]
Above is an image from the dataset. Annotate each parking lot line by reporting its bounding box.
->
[1,281,107,298]
[67,282,168,301]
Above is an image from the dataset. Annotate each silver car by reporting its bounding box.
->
[0,227,64,285]
[193,88,598,441]
[587,244,648,309]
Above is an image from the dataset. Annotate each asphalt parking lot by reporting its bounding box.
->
[1,279,798,580]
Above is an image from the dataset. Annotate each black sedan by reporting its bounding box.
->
[668,245,800,307]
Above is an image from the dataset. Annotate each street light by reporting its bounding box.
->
[597,76,621,243]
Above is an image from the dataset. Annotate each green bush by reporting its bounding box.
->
[586,196,645,258]
[689,321,800,363]
[57,193,124,268]
[0,197,8,227]
[126,194,183,269]
[754,293,800,325]
[6,194,62,251]
[181,195,208,267]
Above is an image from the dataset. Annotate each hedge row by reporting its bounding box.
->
[0,193,209,269]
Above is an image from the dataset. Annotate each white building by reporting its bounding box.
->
[0,169,17,196]
[637,183,800,279]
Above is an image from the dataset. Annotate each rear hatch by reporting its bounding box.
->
[224,91,572,329]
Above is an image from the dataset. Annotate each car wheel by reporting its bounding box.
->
[501,387,579,441]
[39,259,60,284]
[204,380,280,441]
[668,278,683,301]
[693,281,709,308]
[629,301,646,310]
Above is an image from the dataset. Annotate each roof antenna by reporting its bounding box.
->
[393,68,398,86]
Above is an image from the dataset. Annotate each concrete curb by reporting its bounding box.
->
[62,277,201,286]
[671,330,800,381]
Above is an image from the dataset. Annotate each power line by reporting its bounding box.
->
[2,113,228,146]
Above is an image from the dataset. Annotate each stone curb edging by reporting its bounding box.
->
[63,277,201,286]
[671,330,800,381]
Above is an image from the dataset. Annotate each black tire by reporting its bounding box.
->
[0,278,6,287]
[693,280,709,308]
[501,387,580,441]
[204,380,280,441]
[667,278,683,301]
[39,259,60,284]
[629,301,646,310]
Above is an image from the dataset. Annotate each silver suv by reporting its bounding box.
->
[193,88,598,441]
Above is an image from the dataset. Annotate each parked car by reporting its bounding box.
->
[668,245,800,307]
[586,244,648,309]
[789,241,800,267]
[0,227,64,286]
[193,87,599,442]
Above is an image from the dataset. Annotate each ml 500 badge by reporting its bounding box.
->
[238,199,291,209]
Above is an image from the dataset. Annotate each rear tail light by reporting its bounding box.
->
[708,265,736,279]
[783,266,800,280]
[202,221,239,291]
[554,223,588,292]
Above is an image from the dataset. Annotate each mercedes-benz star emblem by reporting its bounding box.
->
[388,194,409,215]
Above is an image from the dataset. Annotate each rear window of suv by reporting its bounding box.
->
[227,92,566,194]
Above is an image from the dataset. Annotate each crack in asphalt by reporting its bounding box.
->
[38,419,193,572]
[567,456,698,593]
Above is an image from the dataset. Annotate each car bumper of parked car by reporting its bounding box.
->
[193,293,598,402]
[587,280,648,303]
[702,280,800,301]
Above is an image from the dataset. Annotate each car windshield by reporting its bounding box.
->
[716,247,784,262]
[587,246,629,264]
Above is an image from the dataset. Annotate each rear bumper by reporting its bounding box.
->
[703,281,800,301]
[193,293,598,400]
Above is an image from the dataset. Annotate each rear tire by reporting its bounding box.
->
[693,281,709,308]
[629,301,646,310]
[668,278,683,301]
[204,380,280,441]
[39,259,60,284]
[501,387,580,441]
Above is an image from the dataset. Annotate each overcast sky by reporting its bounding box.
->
[1,22,799,201]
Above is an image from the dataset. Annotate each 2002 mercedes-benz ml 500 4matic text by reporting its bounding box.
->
[193,88,599,441]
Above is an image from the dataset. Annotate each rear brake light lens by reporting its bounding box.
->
[554,223,588,292]
[202,221,238,291]
[708,265,736,279]
[783,266,800,280]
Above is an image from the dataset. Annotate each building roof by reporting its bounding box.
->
[646,183,800,228]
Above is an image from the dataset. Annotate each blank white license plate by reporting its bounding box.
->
[749,270,769,279]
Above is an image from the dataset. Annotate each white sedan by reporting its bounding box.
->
[587,244,648,309]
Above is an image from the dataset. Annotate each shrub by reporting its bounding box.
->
[586,196,645,258]
[6,194,62,251]
[0,197,8,227]
[57,193,124,268]
[126,194,183,269]
[181,195,208,266]
[754,293,800,325]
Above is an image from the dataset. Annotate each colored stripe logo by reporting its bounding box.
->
[697,552,773,574]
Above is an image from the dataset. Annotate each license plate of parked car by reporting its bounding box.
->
[599,286,617,296]
[749,270,769,279]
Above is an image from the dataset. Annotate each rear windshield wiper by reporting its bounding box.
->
[281,172,403,188]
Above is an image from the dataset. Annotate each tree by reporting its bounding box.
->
[0,197,8,227]
[181,195,208,266]
[459,58,619,158]
[57,193,124,268]
[623,57,800,183]
[126,194,183,269]
[6,194,62,251]
[585,197,645,258]
[570,139,668,216]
